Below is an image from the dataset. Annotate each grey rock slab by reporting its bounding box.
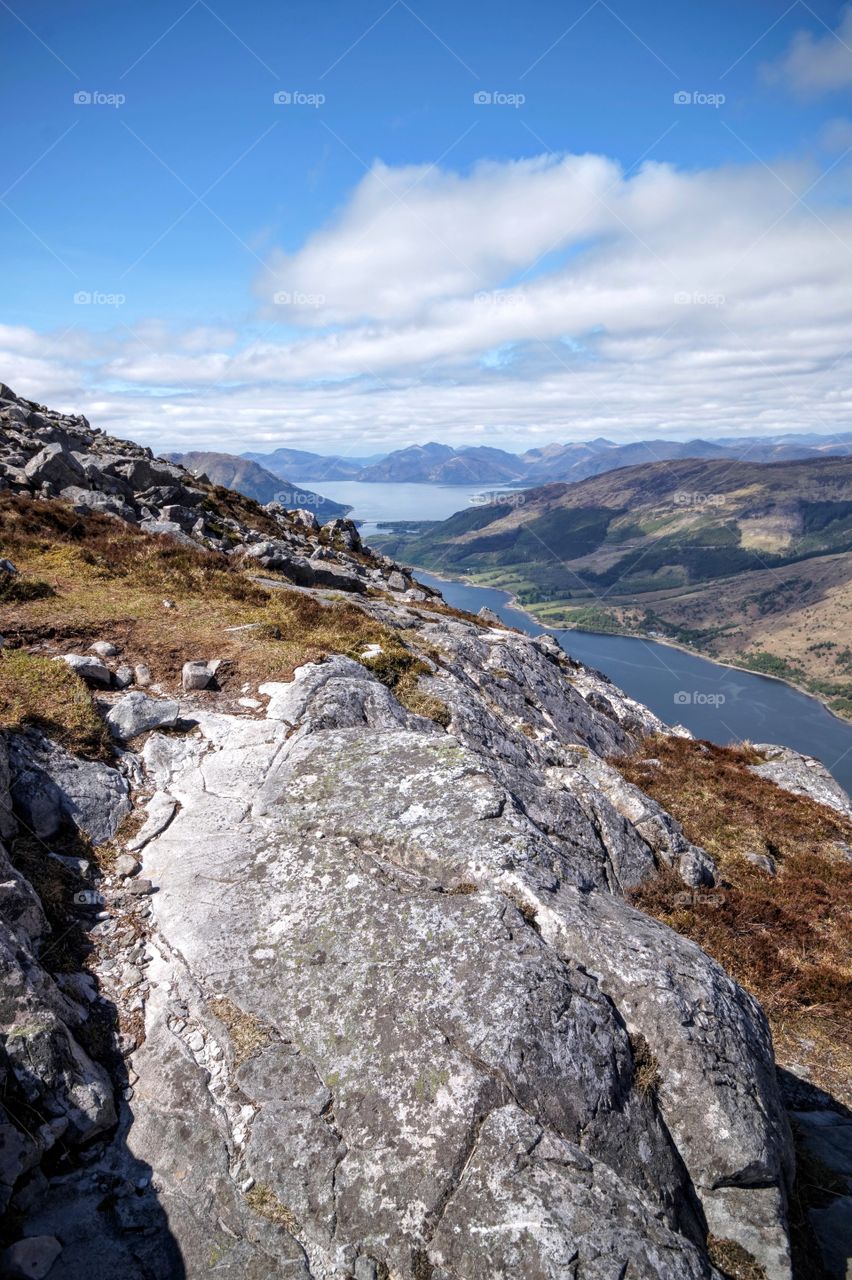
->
[23,442,84,490]
[106,692,179,740]
[751,743,852,820]
[130,688,792,1277]
[520,880,794,1279]
[54,653,111,687]
[8,732,131,844]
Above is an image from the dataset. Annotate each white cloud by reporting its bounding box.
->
[4,148,852,455]
[764,6,852,96]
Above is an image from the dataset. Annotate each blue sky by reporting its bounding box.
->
[2,0,852,452]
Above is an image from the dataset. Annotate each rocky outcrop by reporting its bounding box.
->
[0,384,422,604]
[4,383,841,1278]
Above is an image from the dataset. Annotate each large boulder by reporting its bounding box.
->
[125,659,793,1279]
[7,732,130,844]
[23,443,85,491]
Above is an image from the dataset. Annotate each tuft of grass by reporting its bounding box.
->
[245,1183,299,1234]
[0,648,109,756]
[362,639,451,727]
[617,735,852,1104]
[0,574,54,603]
[208,996,274,1066]
[707,1237,768,1280]
[629,1032,661,1098]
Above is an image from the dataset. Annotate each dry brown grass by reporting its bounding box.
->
[208,996,274,1066]
[245,1183,299,1234]
[0,649,110,756]
[617,736,852,1103]
[0,494,450,724]
[707,1237,767,1280]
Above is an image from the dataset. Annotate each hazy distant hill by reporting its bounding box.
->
[243,432,852,486]
[372,455,852,716]
[169,451,349,523]
[357,443,527,484]
[241,447,374,482]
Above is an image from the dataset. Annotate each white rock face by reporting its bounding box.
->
[118,653,794,1279]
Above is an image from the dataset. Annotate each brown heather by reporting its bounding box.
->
[615,735,852,1105]
[0,493,448,728]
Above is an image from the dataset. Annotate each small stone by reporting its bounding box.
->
[115,853,141,878]
[135,663,152,686]
[0,558,17,575]
[126,877,154,896]
[182,659,218,691]
[114,663,134,689]
[90,640,118,657]
[106,692,179,740]
[744,851,777,876]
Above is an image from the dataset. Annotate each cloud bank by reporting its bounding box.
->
[4,148,852,454]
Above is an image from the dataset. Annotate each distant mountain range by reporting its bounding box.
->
[244,432,852,486]
[371,454,852,718]
[167,451,349,523]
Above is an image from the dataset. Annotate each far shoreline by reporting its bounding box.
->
[410,563,852,729]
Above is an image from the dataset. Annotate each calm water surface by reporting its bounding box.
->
[311,482,852,792]
[413,571,852,795]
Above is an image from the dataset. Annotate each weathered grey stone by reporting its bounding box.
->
[181,660,215,691]
[23,443,84,490]
[7,732,131,844]
[751,743,852,820]
[89,640,118,658]
[106,692,179,740]
[59,485,137,521]
[127,658,793,1278]
[54,653,111,687]
[113,663,134,689]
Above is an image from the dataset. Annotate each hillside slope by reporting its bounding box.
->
[1,385,851,1279]
[168,450,348,522]
[372,456,852,715]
